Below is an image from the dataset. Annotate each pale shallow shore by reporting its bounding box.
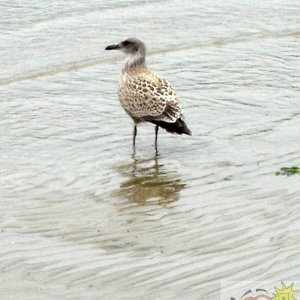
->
[1,0,300,299]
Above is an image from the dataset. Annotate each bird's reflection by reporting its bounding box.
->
[115,156,186,206]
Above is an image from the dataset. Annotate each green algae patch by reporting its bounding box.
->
[276,167,300,176]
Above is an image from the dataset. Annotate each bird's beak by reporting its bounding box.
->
[105,44,121,50]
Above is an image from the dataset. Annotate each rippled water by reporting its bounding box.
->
[1,0,300,299]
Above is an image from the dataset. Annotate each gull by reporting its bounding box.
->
[105,37,191,154]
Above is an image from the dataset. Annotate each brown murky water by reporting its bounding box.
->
[1,0,300,299]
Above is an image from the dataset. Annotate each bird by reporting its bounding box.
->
[105,37,191,154]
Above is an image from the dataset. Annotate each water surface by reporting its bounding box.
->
[1,0,300,299]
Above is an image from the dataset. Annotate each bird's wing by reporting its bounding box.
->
[119,73,183,123]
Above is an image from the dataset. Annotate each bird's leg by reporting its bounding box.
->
[155,125,159,155]
[133,124,137,153]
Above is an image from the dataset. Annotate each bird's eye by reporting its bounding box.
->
[123,41,130,46]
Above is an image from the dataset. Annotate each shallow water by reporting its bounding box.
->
[1,0,300,299]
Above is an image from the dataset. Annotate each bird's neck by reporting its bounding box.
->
[123,51,146,72]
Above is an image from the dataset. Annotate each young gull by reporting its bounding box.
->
[105,37,191,153]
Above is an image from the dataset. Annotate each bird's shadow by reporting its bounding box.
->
[114,156,186,206]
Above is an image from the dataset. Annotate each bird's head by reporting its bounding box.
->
[105,37,146,57]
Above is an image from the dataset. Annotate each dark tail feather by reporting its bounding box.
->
[150,118,192,135]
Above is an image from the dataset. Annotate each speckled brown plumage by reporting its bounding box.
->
[119,67,183,125]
